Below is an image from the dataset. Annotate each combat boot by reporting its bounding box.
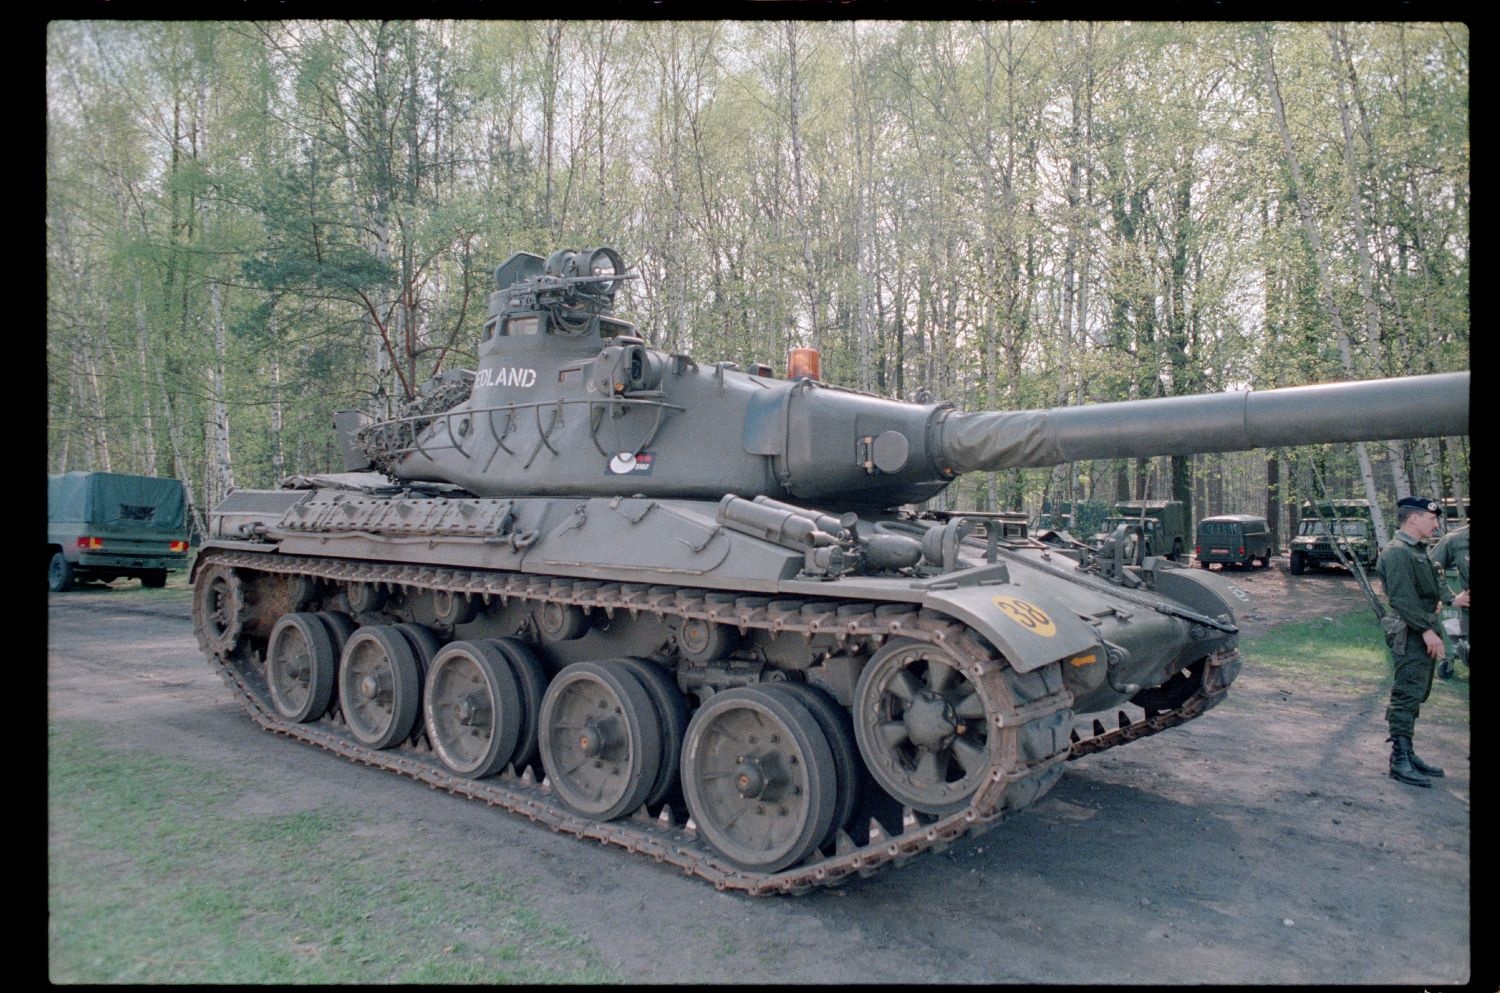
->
[1389,736,1431,787]
[1407,737,1445,778]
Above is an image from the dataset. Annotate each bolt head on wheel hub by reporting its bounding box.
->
[578,720,607,757]
[735,757,768,798]
[358,673,382,699]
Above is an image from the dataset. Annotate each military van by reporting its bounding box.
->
[1288,499,1377,574]
[1093,500,1187,560]
[48,472,191,591]
[1194,514,1274,570]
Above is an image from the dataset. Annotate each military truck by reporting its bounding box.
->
[1030,500,1109,539]
[1288,499,1377,574]
[48,472,191,591]
[1093,500,1187,561]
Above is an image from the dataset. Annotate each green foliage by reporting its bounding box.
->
[1240,613,1468,724]
[48,723,621,984]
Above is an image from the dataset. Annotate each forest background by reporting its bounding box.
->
[45,20,1469,546]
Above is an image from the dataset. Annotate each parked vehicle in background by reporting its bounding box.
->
[1195,514,1274,570]
[1442,497,1469,530]
[48,472,191,591]
[1031,499,1110,539]
[1092,500,1186,560]
[1288,499,1377,575]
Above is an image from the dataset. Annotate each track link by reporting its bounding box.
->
[193,547,1229,894]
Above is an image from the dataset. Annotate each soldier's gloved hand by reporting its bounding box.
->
[1454,589,1470,609]
[1423,628,1446,661]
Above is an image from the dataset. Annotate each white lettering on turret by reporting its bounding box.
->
[475,367,538,389]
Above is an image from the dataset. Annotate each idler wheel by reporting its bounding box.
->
[680,686,838,872]
[1130,655,1208,717]
[338,626,422,749]
[852,638,994,815]
[193,563,247,655]
[537,661,661,821]
[265,612,338,723]
[423,640,523,779]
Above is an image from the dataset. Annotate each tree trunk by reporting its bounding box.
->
[1258,25,1388,543]
[209,280,235,501]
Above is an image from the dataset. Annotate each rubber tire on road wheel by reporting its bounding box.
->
[49,552,75,592]
[339,626,423,750]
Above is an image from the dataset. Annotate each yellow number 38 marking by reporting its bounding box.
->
[991,595,1057,637]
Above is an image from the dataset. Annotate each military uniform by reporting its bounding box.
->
[1430,524,1469,676]
[1376,496,1448,787]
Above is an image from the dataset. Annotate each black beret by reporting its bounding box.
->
[1397,496,1440,514]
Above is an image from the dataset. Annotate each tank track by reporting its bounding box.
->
[194,547,1236,895]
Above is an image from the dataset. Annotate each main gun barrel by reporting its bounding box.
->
[936,372,1469,474]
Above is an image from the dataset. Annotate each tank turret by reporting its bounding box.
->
[194,245,1471,894]
[350,247,1468,508]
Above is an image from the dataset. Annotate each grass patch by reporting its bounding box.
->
[1240,613,1469,725]
[48,723,620,984]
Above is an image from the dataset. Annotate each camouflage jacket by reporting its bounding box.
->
[1377,531,1444,634]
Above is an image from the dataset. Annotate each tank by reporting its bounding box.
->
[191,246,1470,894]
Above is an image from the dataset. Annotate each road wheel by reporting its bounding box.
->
[338,626,422,749]
[423,640,523,779]
[266,612,338,723]
[761,681,862,851]
[612,657,690,809]
[486,638,548,775]
[680,685,838,872]
[538,661,661,821]
[48,552,75,592]
[1289,551,1306,575]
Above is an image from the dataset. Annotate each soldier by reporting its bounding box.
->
[1376,496,1448,787]
[1430,523,1470,679]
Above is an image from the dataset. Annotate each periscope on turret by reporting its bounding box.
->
[192,246,1469,894]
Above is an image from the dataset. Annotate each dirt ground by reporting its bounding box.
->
[47,560,1473,985]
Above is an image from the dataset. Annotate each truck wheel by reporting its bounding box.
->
[1289,551,1306,575]
[141,570,168,589]
[49,553,75,592]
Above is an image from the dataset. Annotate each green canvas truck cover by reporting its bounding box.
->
[48,472,187,532]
